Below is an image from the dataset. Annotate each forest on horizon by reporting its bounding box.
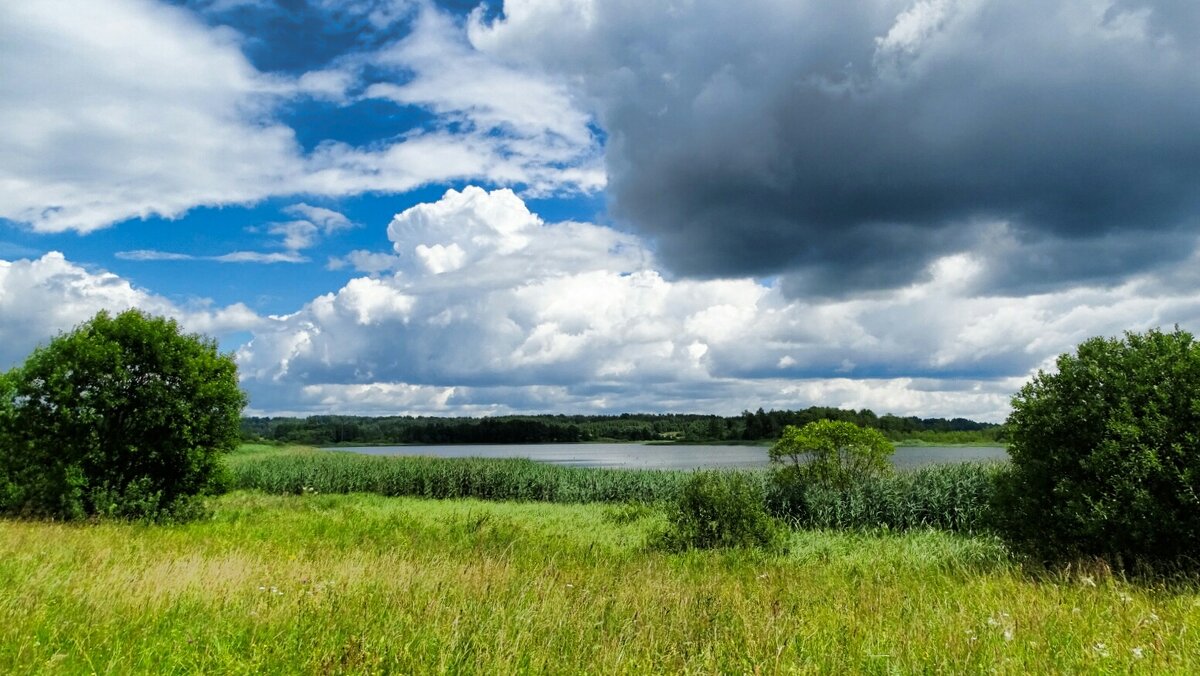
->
[242,407,1004,446]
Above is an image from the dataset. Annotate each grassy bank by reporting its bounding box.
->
[2,491,1198,673]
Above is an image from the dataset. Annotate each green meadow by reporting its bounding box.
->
[2,446,1199,673]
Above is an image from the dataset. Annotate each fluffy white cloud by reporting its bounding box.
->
[366,7,598,167]
[0,1,601,233]
[0,0,302,233]
[0,252,262,368]
[301,5,607,197]
[237,187,1200,420]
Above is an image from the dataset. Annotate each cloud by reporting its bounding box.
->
[365,6,598,166]
[0,252,262,369]
[115,250,198,262]
[470,0,1200,295]
[326,250,405,274]
[236,186,1200,421]
[267,221,322,251]
[213,251,310,264]
[264,203,356,251]
[0,1,600,233]
[300,5,606,197]
[0,0,302,233]
[115,249,308,264]
[282,203,354,232]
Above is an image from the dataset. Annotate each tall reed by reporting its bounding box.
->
[768,462,1006,534]
[227,447,1006,534]
[229,450,691,504]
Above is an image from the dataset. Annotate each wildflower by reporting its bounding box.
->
[1093,642,1109,657]
[1131,647,1144,659]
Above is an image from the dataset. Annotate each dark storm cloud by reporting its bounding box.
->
[477,0,1200,295]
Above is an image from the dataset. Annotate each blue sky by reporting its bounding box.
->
[3,0,1199,421]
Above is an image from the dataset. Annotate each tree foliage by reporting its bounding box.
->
[997,328,1200,568]
[769,420,895,490]
[0,310,245,520]
[241,408,1001,446]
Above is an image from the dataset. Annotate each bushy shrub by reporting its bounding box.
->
[0,310,245,521]
[655,471,785,552]
[996,328,1200,568]
[769,420,894,490]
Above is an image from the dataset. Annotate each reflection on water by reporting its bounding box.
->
[324,443,1009,471]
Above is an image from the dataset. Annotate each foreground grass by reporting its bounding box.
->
[3,492,1199,673]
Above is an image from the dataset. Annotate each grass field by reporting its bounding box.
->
[3,489,1199,673]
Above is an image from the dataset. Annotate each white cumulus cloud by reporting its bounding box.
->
[234,186,1200,420]
[0,252,263,369]
[0,1,602,233]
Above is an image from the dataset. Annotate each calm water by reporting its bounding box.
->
[325,443,1009,471]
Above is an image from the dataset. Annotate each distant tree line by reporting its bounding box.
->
[241,407,1003,446]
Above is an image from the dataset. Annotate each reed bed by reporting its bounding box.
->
[772,463,1005,534]
[228,447,692,504]
[228,446,1004,534]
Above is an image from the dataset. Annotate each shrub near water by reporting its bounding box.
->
[764,419,1003,533]
[997,328,1200,568]
[769,420,895,490]
[655,471,785,551]
[0,310,244,521]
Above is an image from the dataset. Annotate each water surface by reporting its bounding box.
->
[325,443,1008,471]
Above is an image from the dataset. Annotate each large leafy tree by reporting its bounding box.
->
[0,310,245,520]
[997,328,1200,567]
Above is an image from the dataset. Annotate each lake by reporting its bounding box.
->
[324,443,1009,471]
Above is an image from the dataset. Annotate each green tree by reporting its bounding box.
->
[996,328,1200,568]
[769,420,894,489]
[0,310,246,521]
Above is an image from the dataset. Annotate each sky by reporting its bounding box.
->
[2,0,1199,422]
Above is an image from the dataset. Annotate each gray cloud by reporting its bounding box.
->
[233,187,1200,421]
[473,0,1200,296]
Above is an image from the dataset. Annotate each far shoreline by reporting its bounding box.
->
[315,439,1007,449]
